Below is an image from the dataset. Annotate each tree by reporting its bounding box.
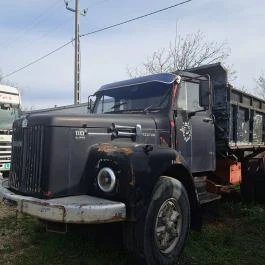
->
[128,30,233,78]
[256,71,265,98]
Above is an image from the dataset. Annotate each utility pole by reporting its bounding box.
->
[65,0,87,104]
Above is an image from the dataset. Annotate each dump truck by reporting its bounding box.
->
[1,63,265,265]
[0,84,20,178]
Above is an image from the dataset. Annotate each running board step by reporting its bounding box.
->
[198,192,221,205]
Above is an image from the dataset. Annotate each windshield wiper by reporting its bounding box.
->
[144,104,154,112]
[110,102,127,110]
[144,88,171,113]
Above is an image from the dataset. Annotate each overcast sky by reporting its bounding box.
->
[0,0,264,109]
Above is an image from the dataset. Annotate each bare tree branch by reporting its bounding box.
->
[255,71,265,99]
[128,30,234,79]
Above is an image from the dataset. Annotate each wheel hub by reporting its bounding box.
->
[154,198,182,254]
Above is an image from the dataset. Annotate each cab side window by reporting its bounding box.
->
[177,82,203,112]
[94,96,115,113]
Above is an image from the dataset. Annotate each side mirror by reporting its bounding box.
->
[87,95,96,113]
[199,80,210,108]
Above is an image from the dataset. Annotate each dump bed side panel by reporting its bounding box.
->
[181,63,265,154]
[213,85,265,153]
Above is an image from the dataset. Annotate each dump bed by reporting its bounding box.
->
[213,85,265,152]
[189,63,265,154]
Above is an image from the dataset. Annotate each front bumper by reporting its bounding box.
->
[0,178,126,224]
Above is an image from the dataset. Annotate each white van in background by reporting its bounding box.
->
[0,84,20,178]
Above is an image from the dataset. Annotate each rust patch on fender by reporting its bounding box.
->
[108,212,126,222]
[97,143,133,155]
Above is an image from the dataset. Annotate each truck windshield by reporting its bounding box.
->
[0,107,20,130]
[93,82,171,114]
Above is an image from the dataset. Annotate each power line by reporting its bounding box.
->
[0,0,62,49]
[2,0,113,58]
[22,0,113,51]
[2,0,192,80]
[15,17,73,53]
[2,41,73,79]
[81,0,192,37]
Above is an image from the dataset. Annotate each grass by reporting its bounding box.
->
[179,201,265,265]
[0,200,265,265]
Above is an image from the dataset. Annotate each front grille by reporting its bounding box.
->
[0,142,11,146]
[9,124,44,195]
[0,140,12,162]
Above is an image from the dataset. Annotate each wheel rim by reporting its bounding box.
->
[154,198,182,254]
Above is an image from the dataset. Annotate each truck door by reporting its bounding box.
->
[175,81,215,173]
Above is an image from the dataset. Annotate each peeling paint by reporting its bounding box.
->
[97,143,133,155]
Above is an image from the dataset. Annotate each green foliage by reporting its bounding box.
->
[178,202,265,265]
[0,202,265,265]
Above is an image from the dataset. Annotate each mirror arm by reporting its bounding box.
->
[188,108,206,118]
[87,95,93,111]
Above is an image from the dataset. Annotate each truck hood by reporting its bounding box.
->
[22,113,157,131]
[11,113,159,198]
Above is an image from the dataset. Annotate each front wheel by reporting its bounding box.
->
[124,177,190,265]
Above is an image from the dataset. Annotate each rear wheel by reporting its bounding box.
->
[124,177,190,265]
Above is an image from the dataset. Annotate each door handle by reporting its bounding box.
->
[203,118,213,122]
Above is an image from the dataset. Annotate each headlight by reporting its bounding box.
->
[97,167,116,193]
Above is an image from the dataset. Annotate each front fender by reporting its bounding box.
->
[130,145,194,218]
[85,143,194,220]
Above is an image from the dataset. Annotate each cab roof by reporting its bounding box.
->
[97,71,203,93]
[98,73,178,92]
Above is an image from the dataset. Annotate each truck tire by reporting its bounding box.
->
[124,177,190,265]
